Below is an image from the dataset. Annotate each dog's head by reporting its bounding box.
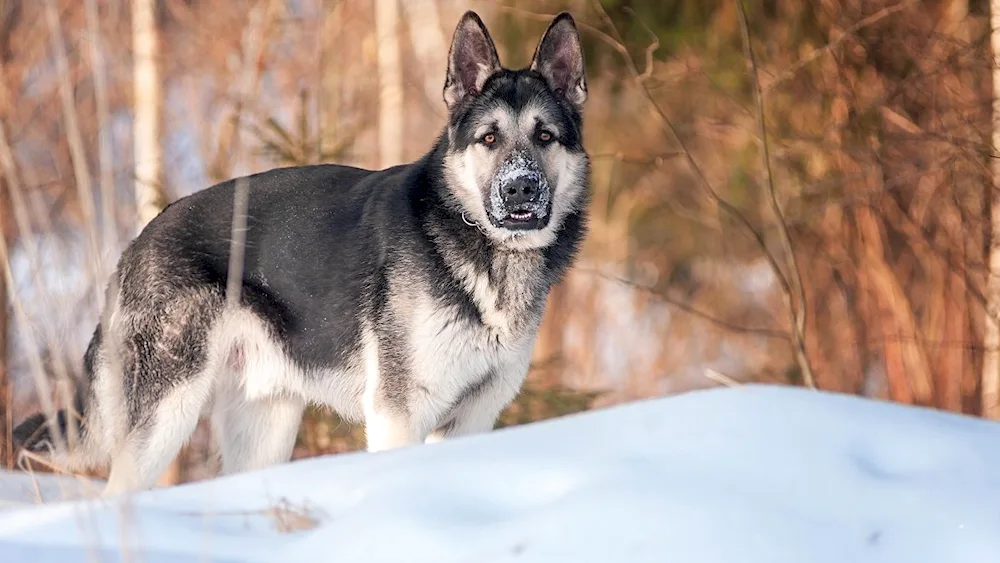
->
[441,11,590,250]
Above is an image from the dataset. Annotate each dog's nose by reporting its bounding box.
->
[503,177,539,207]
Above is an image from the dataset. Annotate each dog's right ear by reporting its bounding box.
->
[444,11,501,110]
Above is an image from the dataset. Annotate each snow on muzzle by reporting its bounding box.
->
[488,150,551,229]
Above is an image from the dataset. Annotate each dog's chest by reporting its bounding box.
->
[450,250,547,340]
[406,297,536,403]
[405,254,546,391]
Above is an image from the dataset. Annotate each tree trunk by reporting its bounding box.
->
[0,248,7,469]
[983,0,1000,419]
[85,0,117,256]
[937,234,967,412]
[133,0,166,233]
[319,0,344,156]
[401,0,446,107]
[932,0,970,414]
[133,0,176,484]
[854,200,934,406]
[375,0,403,167]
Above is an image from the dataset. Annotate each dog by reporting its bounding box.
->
[13,10,591,495]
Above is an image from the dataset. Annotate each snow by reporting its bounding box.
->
[0,471,104,510]
[1,384,999,563]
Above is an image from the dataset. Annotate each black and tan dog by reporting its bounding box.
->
[15,10,591,496]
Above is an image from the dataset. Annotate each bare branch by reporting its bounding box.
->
[221,0,281,311]
[84,0,117,260]
[583,1,797,310]
[226,176,250,310]
[703,368,743,388]
[208,0,281,183]
[494,4,633,59]
[44,0,102,287]
[584,268,792,341]
[0,119,64,456]
[588,151,685,165]
[133,0,168,231]
[762,0,920,94]
[735,0,817,389]
[573,0,819,388]
[622,7,658,83]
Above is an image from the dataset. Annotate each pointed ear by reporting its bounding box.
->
[444,11,502,110]
[530,12,587,107]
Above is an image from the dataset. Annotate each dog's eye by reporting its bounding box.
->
[537,130,554,144]
[482,133,497,146]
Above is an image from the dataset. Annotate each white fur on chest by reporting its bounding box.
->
[407,294,534,406]
[404,262,541,419]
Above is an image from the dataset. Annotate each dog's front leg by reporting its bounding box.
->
[360,322,427,452]
[364,402,423,452]
[425,357,531,444]
[361,365,429,452]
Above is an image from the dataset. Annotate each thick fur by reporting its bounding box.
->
[13,11,591,495]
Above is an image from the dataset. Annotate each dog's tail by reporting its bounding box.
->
[12,403,83,455]
[12,326,99,467]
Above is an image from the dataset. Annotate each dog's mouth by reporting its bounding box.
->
[508,208,535,222]
[500,207,546,230]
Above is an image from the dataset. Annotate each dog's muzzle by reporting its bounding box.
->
[488,151,551,231]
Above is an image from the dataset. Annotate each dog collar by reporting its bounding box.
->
[461,212,524,239]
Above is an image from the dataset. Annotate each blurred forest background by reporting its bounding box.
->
[2,0,1000,484]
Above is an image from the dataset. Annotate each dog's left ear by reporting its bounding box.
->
[530,12,587,107]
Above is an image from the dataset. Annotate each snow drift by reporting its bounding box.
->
[1,384,999,563]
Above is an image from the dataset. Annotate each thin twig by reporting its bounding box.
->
[15,449,105,498]
[223,0,278,308]
[226,177,250,309]
[582,0,814,383]
[494,3,632,59]
[583,268,791,340]
[623,7,658,83]
[44,0,103,288]
[585,0,797,313]
[762,0,920,94]
[0,237,64,455]
[0,90,72,456]
[703,368,743,387]
[208,0,280,183]
[84,0,118,264]
[589,151,685,164]
[735,0,817,390]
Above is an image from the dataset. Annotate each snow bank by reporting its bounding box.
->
[0,471,104,510]
[1,384,999,563]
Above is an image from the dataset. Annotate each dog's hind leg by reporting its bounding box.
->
[102,375,214,496]
[210,386,304,475]
[207,312,306,475]
[99,284,224,497]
